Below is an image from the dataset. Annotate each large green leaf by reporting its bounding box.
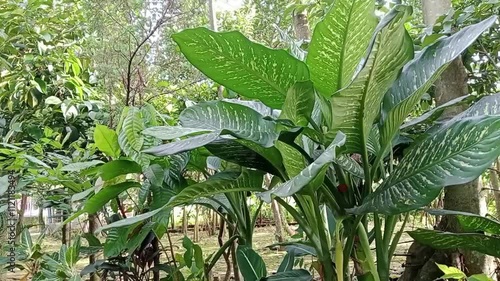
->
[259,132,346,203]
[99,160,142,181]
[94,124,120,158]
[60,160,104,172]
[408,229,500,258]
[180,101,278,147]
[144,101,280,156]
[378,16,497,159]
[399,95,473,132]
[205,139,286,176]
[85,181,140,214]
[425,209,500,235]
[351,116,500,215]
[329,6,413,153]
[444,93,500,126]
[236,245,267,281]
[263,270,313,281]
[279,81,315,127]
[96,207,165,233]
[166,169,264,208]
[143,131,222,156]
[307,0,376,97]
[172,28,309,108]
[142,126,211,140]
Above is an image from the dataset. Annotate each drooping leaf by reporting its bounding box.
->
[179,101,279,147]
[263,269,313,281]
[329,6,414,153]
[84,181,140,214]
[435,263,467,280]
[468,274,495,281]
[378,16,497,160]
[277,252,295,272]
[23,154,50,168]
[118,107,144,152]
[259,132,346,203]
[60,160,104,172]
[236,245,267,281]
[143,164,165,187]
[351,116,500,215]
[144,101,280,156]
[99,160,142,181]
[96,207,165,233]
[142,126,211,140]
[223,99,280,118]
[400,95,473,132]
[285,243,317,257]
[333,155,364,179]
[307,0,376,97]
[408,229,500,258]
[279,81,315,127]
[425,209,500,235]
[442,93,500,127]
[94,124,121,158]
[144,131,222,156]
[172,28,309,108]
[166,169,264,208]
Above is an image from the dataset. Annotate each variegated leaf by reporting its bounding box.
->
[166,169,264,208]
[400,95,473,132]
[205,139,286,176]
[378,16,497,160]
[144,101,279,156]
[351,116,500,215]
[259,132,346,203]
[425,209,500,235]
[142,126,211,140]
[180,101,279,147]
[307,0,376,97]
[279,81,315,127]
[172,28,309,108]
[329,5,413,153]
[408,229,500,258]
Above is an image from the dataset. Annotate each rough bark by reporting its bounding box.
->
[194,205,199,242]
[88,214,99,281]
[401,1,496,279]
[271,199,284,245]
[182,206,188,235]
[491,159,500,217]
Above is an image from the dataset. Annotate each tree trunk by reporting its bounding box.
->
[293,10,310,41]
[38,200,45,232]
[491,159,500,217]
[271,200,284,245]
[88,214,99,281]
[182,206,188,235]
[194,205,199,242]
[401,2,496,279]
[15,194,27,241]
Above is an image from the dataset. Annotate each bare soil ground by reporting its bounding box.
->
[1,216,431,281]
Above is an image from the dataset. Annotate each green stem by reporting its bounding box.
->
[335,221,344,281]
[357,222,380,281]
[374,214,388,281]
[383,215,397,249]
[343,215,363,278]
[388,213,409,260]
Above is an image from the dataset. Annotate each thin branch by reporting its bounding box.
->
[146,79,206,102]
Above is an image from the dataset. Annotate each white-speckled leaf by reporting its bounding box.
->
[166,169,264,208]
[142,126,211,140]
[259,132,346,203]
[279,81,315,127]
[408,229,500,258]
[378,16,497,159]
[425,209,500,235]
[172,28,309,108]
[329,6,413,153]
[307,0,376,97]
[351,115,500,215]
[143,101,280,156]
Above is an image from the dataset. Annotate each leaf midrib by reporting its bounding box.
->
[381,126,499,190]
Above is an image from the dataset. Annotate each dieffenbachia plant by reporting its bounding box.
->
[143,1,499,280]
